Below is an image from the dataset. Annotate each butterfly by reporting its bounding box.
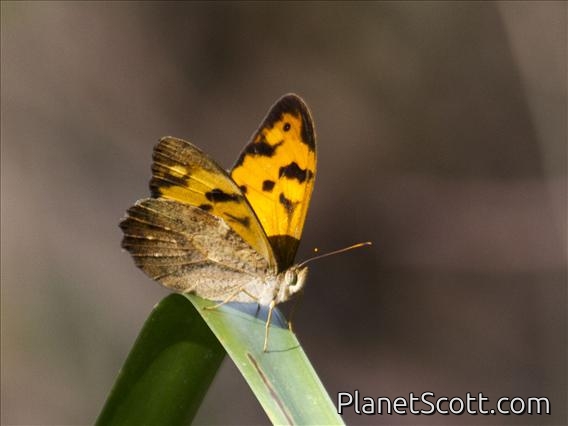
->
[120,94,316,351]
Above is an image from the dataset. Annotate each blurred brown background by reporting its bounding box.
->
[1,2,566,425]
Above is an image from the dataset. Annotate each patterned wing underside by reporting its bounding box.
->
[231,94,316,270]
[120,198,273,301]
[150,136,276,267]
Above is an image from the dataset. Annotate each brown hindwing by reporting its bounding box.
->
[120,198,273,298]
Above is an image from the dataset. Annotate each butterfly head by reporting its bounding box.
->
[276,265,308,303]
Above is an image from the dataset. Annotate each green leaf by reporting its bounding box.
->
[96,294,225,426]
[186,294,344,425]
[97,293,343,425]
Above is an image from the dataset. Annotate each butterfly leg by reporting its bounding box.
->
[238,289,262,317]
[204,286,247,310]
[263,300,276,352]
[241,289,259,302]
[204,286,259,310]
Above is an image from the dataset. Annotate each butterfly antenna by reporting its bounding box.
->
[297,241,372,268]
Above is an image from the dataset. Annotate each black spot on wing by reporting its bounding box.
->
[264,94,315,150]
[150,185,163,198]
[239,185,248,194]
[150,171,189,188]
[205,188,241,203]
[234,139,284,168]
[262,180,275,192]
[279,193,298,215]
[199,204,212,211]
[224,213,251,228]
[278,162,314,183]
[149,165,190,198]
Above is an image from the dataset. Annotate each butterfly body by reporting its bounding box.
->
[120,94,315,350]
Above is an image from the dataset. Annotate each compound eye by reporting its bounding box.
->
[285,269,297,286]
